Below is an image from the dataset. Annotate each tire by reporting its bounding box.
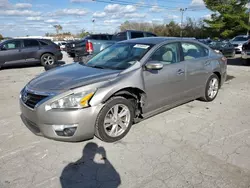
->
[95,96,135,143]
[202,74,220,102]
[40,53,56,66]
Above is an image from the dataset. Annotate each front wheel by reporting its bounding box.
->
[95,97,135,142]
[202,74,220,102]
[41,53,55,66]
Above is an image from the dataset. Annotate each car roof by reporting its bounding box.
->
[118,37,198,45]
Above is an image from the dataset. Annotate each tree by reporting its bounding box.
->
[77,29,90,38]
[203,0,250,39]
[0,34,3,40]
[53,25,63,34]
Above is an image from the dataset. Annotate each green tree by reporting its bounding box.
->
[78,29,90,38]
[204,0,250,39]
[0,34,3,40]
[53,25,63,34]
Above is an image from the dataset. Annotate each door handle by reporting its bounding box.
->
[205,61,211,66]
[177,69,184,75]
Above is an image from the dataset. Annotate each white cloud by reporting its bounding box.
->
[54,8,88,16]
[0,10,40,16]
[15,3,32,9]
[202,14,211,20]
[149,5,163,13]
[45,19,58,23]
[124,13,146,18]
[0,0,10,8]
[189,0,206,9]
[26,16,43,21]
[246,3,250,9]
[70,0,92,2]
[93,11,106,18]
[165,14,179,20]
[104,19,120,24]
[104,4,136,13]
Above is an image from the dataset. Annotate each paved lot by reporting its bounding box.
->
[0,53,250,188]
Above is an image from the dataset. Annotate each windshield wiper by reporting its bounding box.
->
[89,65,105,69]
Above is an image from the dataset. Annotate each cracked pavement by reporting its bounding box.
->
[0,53,250,188]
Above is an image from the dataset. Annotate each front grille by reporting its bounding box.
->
[22,92,48,109]
[233,44,239,47]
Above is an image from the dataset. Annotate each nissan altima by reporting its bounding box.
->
[20,37,227,142]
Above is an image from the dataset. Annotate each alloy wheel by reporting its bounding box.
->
[103,104,131,137]
[207,78,219,99]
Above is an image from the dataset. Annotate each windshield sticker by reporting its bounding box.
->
[134,44,150,49]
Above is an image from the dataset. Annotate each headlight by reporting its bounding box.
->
[45,90,95,110]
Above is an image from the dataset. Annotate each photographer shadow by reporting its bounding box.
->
[60,142,121,188]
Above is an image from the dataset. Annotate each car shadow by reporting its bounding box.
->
[60,142,121,188]
[226,75,235,82]
[1,61,66,70]
[227,57,249,66]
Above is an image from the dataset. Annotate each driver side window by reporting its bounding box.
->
[3,40,21,50]
[149,43,180,65]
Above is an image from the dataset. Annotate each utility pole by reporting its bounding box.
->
[180,8,187,38]
[92,18,96,34]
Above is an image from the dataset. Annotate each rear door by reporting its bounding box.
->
[181,42,210,98]
[22,39,40,61]
[143,42,187,112]
[0,40,22,65]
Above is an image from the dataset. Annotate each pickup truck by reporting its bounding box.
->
[70,30,157,61]
[65,34,113,57]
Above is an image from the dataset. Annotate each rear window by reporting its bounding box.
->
[131,32,144,39]
[145,33,156,37]
[39,40,49,46]
[24,39,39,47]
[112,32,127,41]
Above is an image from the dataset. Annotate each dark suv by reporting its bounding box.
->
[0,38,63,68]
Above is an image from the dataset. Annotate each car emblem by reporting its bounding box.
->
[22,91,29,103]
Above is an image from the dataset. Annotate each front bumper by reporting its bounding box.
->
[20,99,103,142]
[234,46,242,53]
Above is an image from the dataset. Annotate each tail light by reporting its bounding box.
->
[56,45,61,51]
[86,40,93,54]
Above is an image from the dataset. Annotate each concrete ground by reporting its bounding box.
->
[0,53,250,188]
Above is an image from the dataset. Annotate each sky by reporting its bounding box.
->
[0,0,212,37]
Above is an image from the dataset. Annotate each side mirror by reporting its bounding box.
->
[145,61,163,70]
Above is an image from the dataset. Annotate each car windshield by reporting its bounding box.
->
[232,36,249,41]
[86,43,153,70]
[210,41,231,48]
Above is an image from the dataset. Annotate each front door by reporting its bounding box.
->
[0,40,22,65]
[143,42,187,113]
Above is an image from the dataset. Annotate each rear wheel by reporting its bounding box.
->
[202,74,220,102]
[95,96,135,142]
[41,53,55,66]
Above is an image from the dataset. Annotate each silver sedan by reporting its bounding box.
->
[20,37,227,142]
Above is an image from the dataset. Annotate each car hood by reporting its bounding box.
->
[27,63,121,92]
[231,41,247,45]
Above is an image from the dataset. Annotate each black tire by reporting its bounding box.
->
[41,53,56,66]
[95,96,135,143]
[202,74,220,102]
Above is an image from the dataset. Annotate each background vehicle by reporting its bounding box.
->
[69,30,157,60]
[241,41,250,65]
[209,41,235,57]
[55,41,67,51]
[66,34,113,57]
[230,35,250,53]
[20,37,227,143]
[0,38,62,68]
